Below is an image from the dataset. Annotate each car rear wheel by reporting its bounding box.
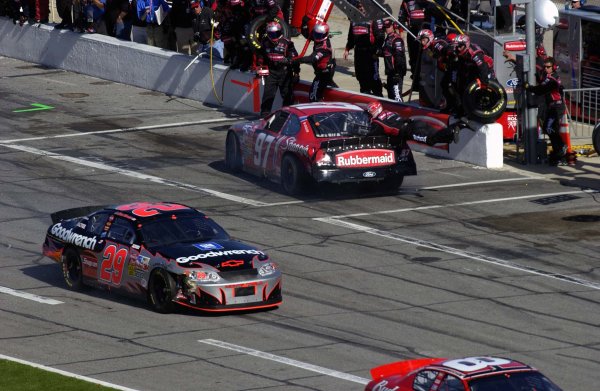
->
[384,175,404,192]
[147,269,177,314]
[281,155,305,195]
[225,131,242,172]
[62,248,85,291]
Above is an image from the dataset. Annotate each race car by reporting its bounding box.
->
[224,102,417,195]
[365,356,563,391]
[42,202,282,313]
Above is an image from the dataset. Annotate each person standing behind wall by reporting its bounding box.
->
[382,19,407,102]
[137,0,170,48]
[297,21,337,102]
[171,0,196,54]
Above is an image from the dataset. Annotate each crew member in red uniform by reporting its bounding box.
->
[343,8,384,97]
[248,0,282,21]
[256,21,299,117]
[297,22,337,102]
[398,0,428,75]
[219,0,251,70]
[382,19,407,102]
[526,57,568,165]
[366,101,459,145]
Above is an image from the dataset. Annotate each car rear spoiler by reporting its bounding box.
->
[370,357,446,380]
[50,205,108,224]
[319,136,393,151]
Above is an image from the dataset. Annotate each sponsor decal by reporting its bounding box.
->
[363,171,376,178]
[336,150,395,168]
[136,255,150,270]
[50,223,97,250]
[221,260,245,267]
[504,41,526,51]
[507,113,518,132]
[506,78,520,88]
[284,139,309,156]
[372,380,399,391]
[193,242,224,251]
[176,249,264,264]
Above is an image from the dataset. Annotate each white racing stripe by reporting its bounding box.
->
[0,354,141,391]
[0,118,240,144]
[0,286,63,305]
[315,216,600,291]
[199,339,370,385]
[1,143,301,207]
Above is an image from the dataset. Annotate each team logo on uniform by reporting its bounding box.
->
[506,78,520,88]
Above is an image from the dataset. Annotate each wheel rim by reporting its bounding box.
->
[282,159,295,191]
[152,274,170,304]
[66,255,81,281]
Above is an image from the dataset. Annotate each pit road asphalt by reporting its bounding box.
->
[0,56,599,391]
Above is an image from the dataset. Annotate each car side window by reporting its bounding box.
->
[86,212,111,235]
[438,374,464,391]
[281,114,300,136]
[413,370,439,391]
[266,111,290,133]
[106,217,136,245]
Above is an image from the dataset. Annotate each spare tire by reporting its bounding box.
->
[462,79,507,124]
[248,15,291,51]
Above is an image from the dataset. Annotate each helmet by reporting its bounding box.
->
[417,29,434,49]
[446,32,457,42]
[367,101,383,118]
[312,22,329,42]
[266,21,283,42]
[454,34,470,54]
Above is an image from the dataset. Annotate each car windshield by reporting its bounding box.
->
[469,372,563,391]
[308,110,371,137]
[140,215,229,247]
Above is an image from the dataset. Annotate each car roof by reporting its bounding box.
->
[106,202,201,220]
[430,357,533,379]
[284,102,364,116]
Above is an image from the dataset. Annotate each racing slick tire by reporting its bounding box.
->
[147,268,177,314]
[281,154,306,195]
[62,248,85,291]
[225,131,242,172]
[462,79,507,124]
[383,175,404,192]
[593,121,600,156]
[249,15,291,51]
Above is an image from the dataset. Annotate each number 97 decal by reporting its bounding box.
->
[100,244,129,286]
[254,133,276,168]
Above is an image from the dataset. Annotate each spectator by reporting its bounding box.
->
[570,0,582,9]
[137,0,170,48]
[171,0,195,54]
[104,0,133,38]
[54,0,74,29]
[191,0,216,57]
[12,0,30,25]
[382,19,407,102]
[79,0,106,33]
[256,21,299,117]
[297,21,337,102]
[343,5,384,97]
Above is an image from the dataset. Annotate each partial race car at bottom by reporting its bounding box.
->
[225,102,417,195]
[366,356,563,391]
[42,202,282,313]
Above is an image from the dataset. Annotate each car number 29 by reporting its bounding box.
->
[254,133,276,168]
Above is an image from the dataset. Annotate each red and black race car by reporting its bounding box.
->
[365,356,563,391]
[225,102,417,194]
[42,202,282,313]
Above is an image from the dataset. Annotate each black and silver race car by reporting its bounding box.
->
[42,202,282,313]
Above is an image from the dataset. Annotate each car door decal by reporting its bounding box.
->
[99,243,129,286]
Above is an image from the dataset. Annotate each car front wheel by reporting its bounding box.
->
[62,248,85,291]
[147,269,177,314]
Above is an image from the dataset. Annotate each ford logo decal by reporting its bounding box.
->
[363,171,376,178]
[506,78,520,88]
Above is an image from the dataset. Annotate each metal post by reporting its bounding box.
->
[524,0,539,164]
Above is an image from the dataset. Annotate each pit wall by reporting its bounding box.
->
[0,18,503,168]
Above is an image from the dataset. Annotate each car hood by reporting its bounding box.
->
[153,239,266,269]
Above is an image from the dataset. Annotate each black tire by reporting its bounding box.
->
[281,154,305,195]
[462,79,507,124]
[147,269,177,314]
[593,122,600,156]
[248,15,291,51]
[62,248,85,291]
[384,175,404,192]
[225,131,242,172]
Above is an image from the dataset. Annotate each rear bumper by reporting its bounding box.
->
[312,164,416,184]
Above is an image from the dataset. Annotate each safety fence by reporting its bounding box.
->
[563,87,600,154]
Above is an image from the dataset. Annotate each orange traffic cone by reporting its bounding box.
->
[559,114,577,165]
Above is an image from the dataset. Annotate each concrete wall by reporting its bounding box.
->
[0,18,503,168]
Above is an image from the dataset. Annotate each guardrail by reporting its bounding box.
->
[564,87,599,153]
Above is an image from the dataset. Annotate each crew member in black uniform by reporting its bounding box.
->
[397,0,428,75]
[382,19,407,102]
[297,21,337,102]
[256,21,299,117]
[219,0,251,69]
[526,57,568,165]
[343,9,384,97]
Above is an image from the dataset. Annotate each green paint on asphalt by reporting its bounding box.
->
[13,103,55,113]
